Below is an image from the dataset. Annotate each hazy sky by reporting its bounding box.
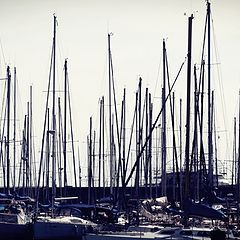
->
[0,0,240,184]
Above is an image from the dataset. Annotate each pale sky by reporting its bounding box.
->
[0,0,240,186]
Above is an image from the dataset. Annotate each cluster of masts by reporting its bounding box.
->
[0,1,239,209]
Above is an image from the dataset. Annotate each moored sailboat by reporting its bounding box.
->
[0,194,33,240]
[0,66,34,239]
[33,14,96,240]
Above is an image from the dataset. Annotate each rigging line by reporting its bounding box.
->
[99,51,108,98]
[211,16,230,160]
[119,91,126,187]
[0,39,7,70]
[109,46,124,200]
[166,49,181,193]
[110,53,121,152]
[212,30,233,181]
[140,89,147,133]
[125,82,142,172]
[153,50,163,105]
[0,80,7,132]
[15,72,24,136]
[67,69,78,188]
[90,98,101,135]
[0,90,7,181]
[125,56,187,187]
[57,97,63,192]
[125,93,137,178]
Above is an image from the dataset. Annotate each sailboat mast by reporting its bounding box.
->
[161,39,167,196]
[88,117,93,204]
[29,85,34,194]
[212,92,219,187]
[122,89,126,205]
[6,66,11,194]
[102,96,105,197]
[26,101,30,194]
[179,98,183,203]
[51,15,57,216]
[232,117,237,186]
[108,33,113,193]
[13,67,16,191]
[237,91,240,223]
[149,94,153,198]
[207,0,213,188]
[135,78,142,197]
[68,76,77,188]
[78,146,82,188]
[172,92,176,200]
[145,88,149,198]
[98,98,102,189]
[184,14,193,199]
[64,59,67,193]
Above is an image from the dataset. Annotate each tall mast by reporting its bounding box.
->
[92,130,96,201]
[22,115,27,192]
[108,33,113,193]
[135,78,142,198]
[13,67,16,191]
[98,98,102,190]
[78,146,82,188]
[6,66,11,194]
[237,90,240,227]
[161,39,167,196]
[238,92,240,199]
[184,14,193,200]
[232,117,237,187]
[46,108,50,201]
[102,96,105,197]
[212,91,218,187]
[57,97,63,196]
[207,0,213,188]
[193,65,199,200]
[145,87,149,198]
[88,117,93,204]
[179,98,183,203]
[29,85,34,194]
[26,101,30,195]
[155,120,159,198]
[51,15,57,216]
[122,89,126,205]
[135,89,139,197]
[149,94,153,198]
[63,59,67,194]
